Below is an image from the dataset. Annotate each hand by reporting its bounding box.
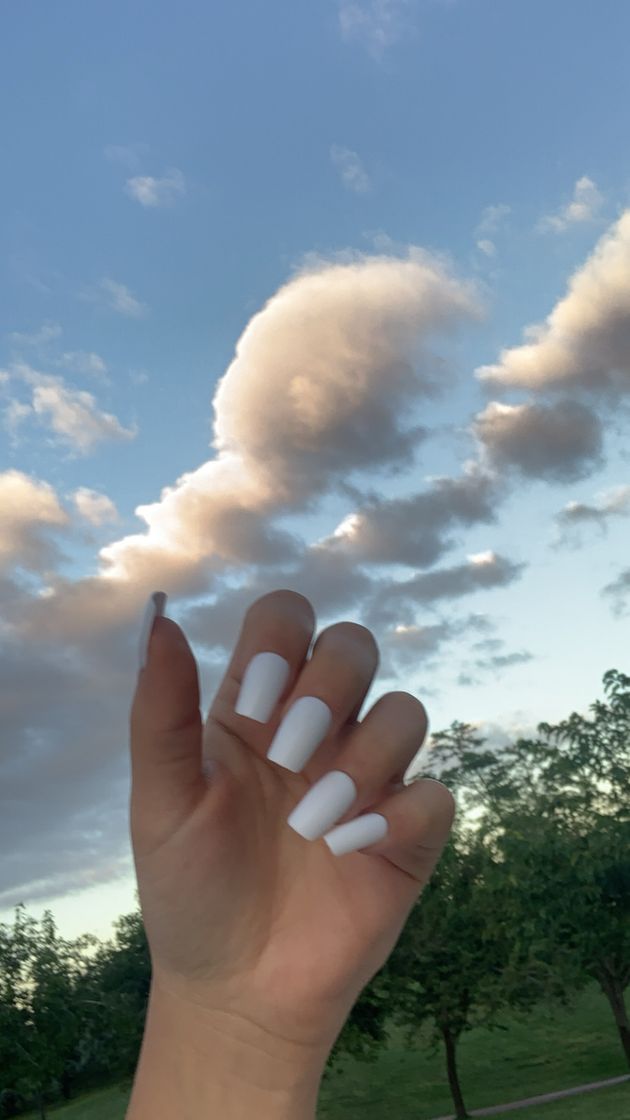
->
[129,589,454,1090]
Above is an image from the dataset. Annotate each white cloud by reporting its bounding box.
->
[125,168,186,208]
[330,145,372,194]
[2,397,33,438]
[9,364,137,455]
[539,175,603,233]
[72,488,119,526]
[58,351,108,379]
[86,278,148,318]
[8,321,62,348]
[476,210,630,395]
[338,0,413,58]
[10,248,482,628]
[476,203,510,237]
[473,204,510,258]
[0,470,69,574]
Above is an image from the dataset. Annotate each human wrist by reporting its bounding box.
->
[125,975,327,1120]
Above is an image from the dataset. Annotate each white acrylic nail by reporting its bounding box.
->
[323,813,388,857]
[266,695,333,772]
[287,770,357,841]
[138,591,167,671]
[234,651,290,723]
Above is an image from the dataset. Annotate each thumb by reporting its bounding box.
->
[129,592,205,846]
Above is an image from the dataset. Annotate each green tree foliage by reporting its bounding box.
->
[0,905,92,1118]
[377,829,546,1120]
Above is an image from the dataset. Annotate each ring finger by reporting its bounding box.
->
[285,689,429,845]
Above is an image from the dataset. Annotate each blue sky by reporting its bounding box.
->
[2,0,630,945]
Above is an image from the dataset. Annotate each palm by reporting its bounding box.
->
[133,715,419,1044]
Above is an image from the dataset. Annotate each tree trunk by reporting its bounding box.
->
[60,1068,73,1099]
[36,1089,47,1120]
[441,1025,469,1119]
[598,973,630,1068]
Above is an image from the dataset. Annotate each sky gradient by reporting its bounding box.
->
[2,0,630,945]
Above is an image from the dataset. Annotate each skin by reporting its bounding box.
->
[126,588,455,1118]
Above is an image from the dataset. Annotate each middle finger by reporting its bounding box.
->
[265,621,380,775]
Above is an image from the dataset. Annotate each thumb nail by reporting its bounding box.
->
[138,591,167,671]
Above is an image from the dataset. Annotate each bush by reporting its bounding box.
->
[0,1088,26,1119]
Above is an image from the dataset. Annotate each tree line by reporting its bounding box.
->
[1,669,628,1120]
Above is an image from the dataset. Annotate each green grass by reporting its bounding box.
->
[499,1082,630,1119]
[18,986,629,1120]
[20,1084,130,1120]
[317,984,627,1118]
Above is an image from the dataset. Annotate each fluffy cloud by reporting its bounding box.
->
[6,364,137,455]
[476,210,630,396]
[73,488,119,526]
[380,612,495,678]
[330,145,371,194]
[0,470,69,574]
[0,247,486,668]
[58,351,108,379]
[538,175,603,234]
[125,168,186,207]
[316,462,501,568]
[91,250,480,590]
[3,398,33,439]
[0,628,136,911]
[472,399,603,482]
[8,321,62,348]
[211,252,480,491]
[364,550,525,629]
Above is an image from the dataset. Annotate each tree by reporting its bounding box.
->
[378,830,527,1120]
[428,672,630,1070]
[0,905,91,1119]
[68,905,151,1090]
[505,669,630,1064]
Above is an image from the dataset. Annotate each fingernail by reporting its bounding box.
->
[234,652,291,723]
[323,813,388,857]
[287,770,357,840]
[267,696,333,772]
[138,591,167,671]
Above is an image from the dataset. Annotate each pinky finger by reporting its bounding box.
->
[323,777,456,883]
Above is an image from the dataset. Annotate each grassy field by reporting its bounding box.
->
[18,986,629,1120]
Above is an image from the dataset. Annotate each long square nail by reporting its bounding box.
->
[266,696,333,772]
[287,770,357,840]
[234,651,290,722]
